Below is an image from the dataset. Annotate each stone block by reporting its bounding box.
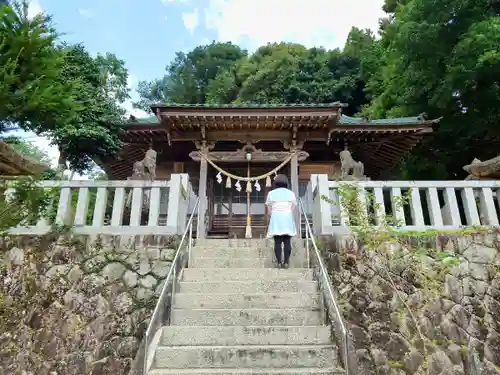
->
[170,308,322,326]
[153,345,338,369]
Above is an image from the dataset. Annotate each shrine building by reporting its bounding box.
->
[98,103,440,238]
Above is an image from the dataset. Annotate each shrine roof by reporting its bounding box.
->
[123,105,440,131]
[123,103,346,129]
[339,114,441,126]
[104,107,439,179]
[152,102,348,109]
[130,115,158,124]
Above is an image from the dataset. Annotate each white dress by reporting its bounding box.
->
[265,188,297,238]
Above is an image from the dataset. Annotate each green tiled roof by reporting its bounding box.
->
[124,115,159,127]
[151,102,347,109]
[340,114,441,125]
[124,108,441,128]
[134,116,159,124]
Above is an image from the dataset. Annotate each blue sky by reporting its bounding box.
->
[18,0,386,173]
[39,0,217,87]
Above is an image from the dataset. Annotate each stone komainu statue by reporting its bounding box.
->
[463,156,500,180]
[126,147,157,208]
[142,148,157,181]
[339,146,365,180]
[129,147,157,182]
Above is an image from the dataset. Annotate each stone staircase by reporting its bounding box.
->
[147,239,345,375]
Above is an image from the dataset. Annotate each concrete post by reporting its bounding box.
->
[166,173,190,234]
[310,174,333,235]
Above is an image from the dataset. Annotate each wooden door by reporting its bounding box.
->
[207,164,273,238]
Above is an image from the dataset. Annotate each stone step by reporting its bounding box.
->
[173,292,320,309]
[190,246,307,259]
[194,238,305,248]
[190,256,307,268]
[191,246,270,258]
[194,239,269,248]
[178,280,318,294]
[153,345,337,369]
[160,326,332,346]
[149,368,345,375]
[190,257,268,268]
[170,308,322,326]
[181,268,314,282]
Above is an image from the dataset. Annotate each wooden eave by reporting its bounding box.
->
[350,132,431,177]
[103,129,433,180]
[123,105,438,145]
[0,141,49,176]
[156,113,341,132]
[120,123,433,144]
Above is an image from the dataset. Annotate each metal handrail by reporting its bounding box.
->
[298,198,354,375]
[141,197,200,375]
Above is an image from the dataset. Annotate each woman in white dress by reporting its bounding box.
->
[265,174,297,269]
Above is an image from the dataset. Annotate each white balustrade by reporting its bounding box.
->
[310,175,500,234]
[4,174,194,236]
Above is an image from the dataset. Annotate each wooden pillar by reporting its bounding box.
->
[283,140,306,237]
[197,155,208,239]
[193,142,215,239]
[290,152,300,234]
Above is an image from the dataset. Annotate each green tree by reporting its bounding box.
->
[343,27,376,61]
[0,1,78,133]
[50,43,127,175]
[1,2,129,175]
[211,42,368,114]
[95,52,130,103]
[363,0,500,179]
[134,41,248,110]
[137,42,370,115]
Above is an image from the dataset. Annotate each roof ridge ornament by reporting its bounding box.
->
[417,112,428,121]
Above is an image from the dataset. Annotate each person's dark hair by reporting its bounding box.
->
[274,174,289,189]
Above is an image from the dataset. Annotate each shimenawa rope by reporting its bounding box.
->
[197,150,297,191]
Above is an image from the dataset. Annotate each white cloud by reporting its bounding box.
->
[182,8,199,34]
[78,8,94,19]
[204,0,385,51]
[27,0,43,19]
[122,100,148,118]
[161,0,189,4]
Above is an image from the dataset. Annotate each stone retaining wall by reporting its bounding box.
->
[0,233,179,375]
[322,233,500,375]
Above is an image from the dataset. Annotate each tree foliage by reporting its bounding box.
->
[135,40,370,116]
[1,1,129,175]
[362,0,500,179]
[135,41,248,109]
[51,44,126,174]
[0,1,78,134]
